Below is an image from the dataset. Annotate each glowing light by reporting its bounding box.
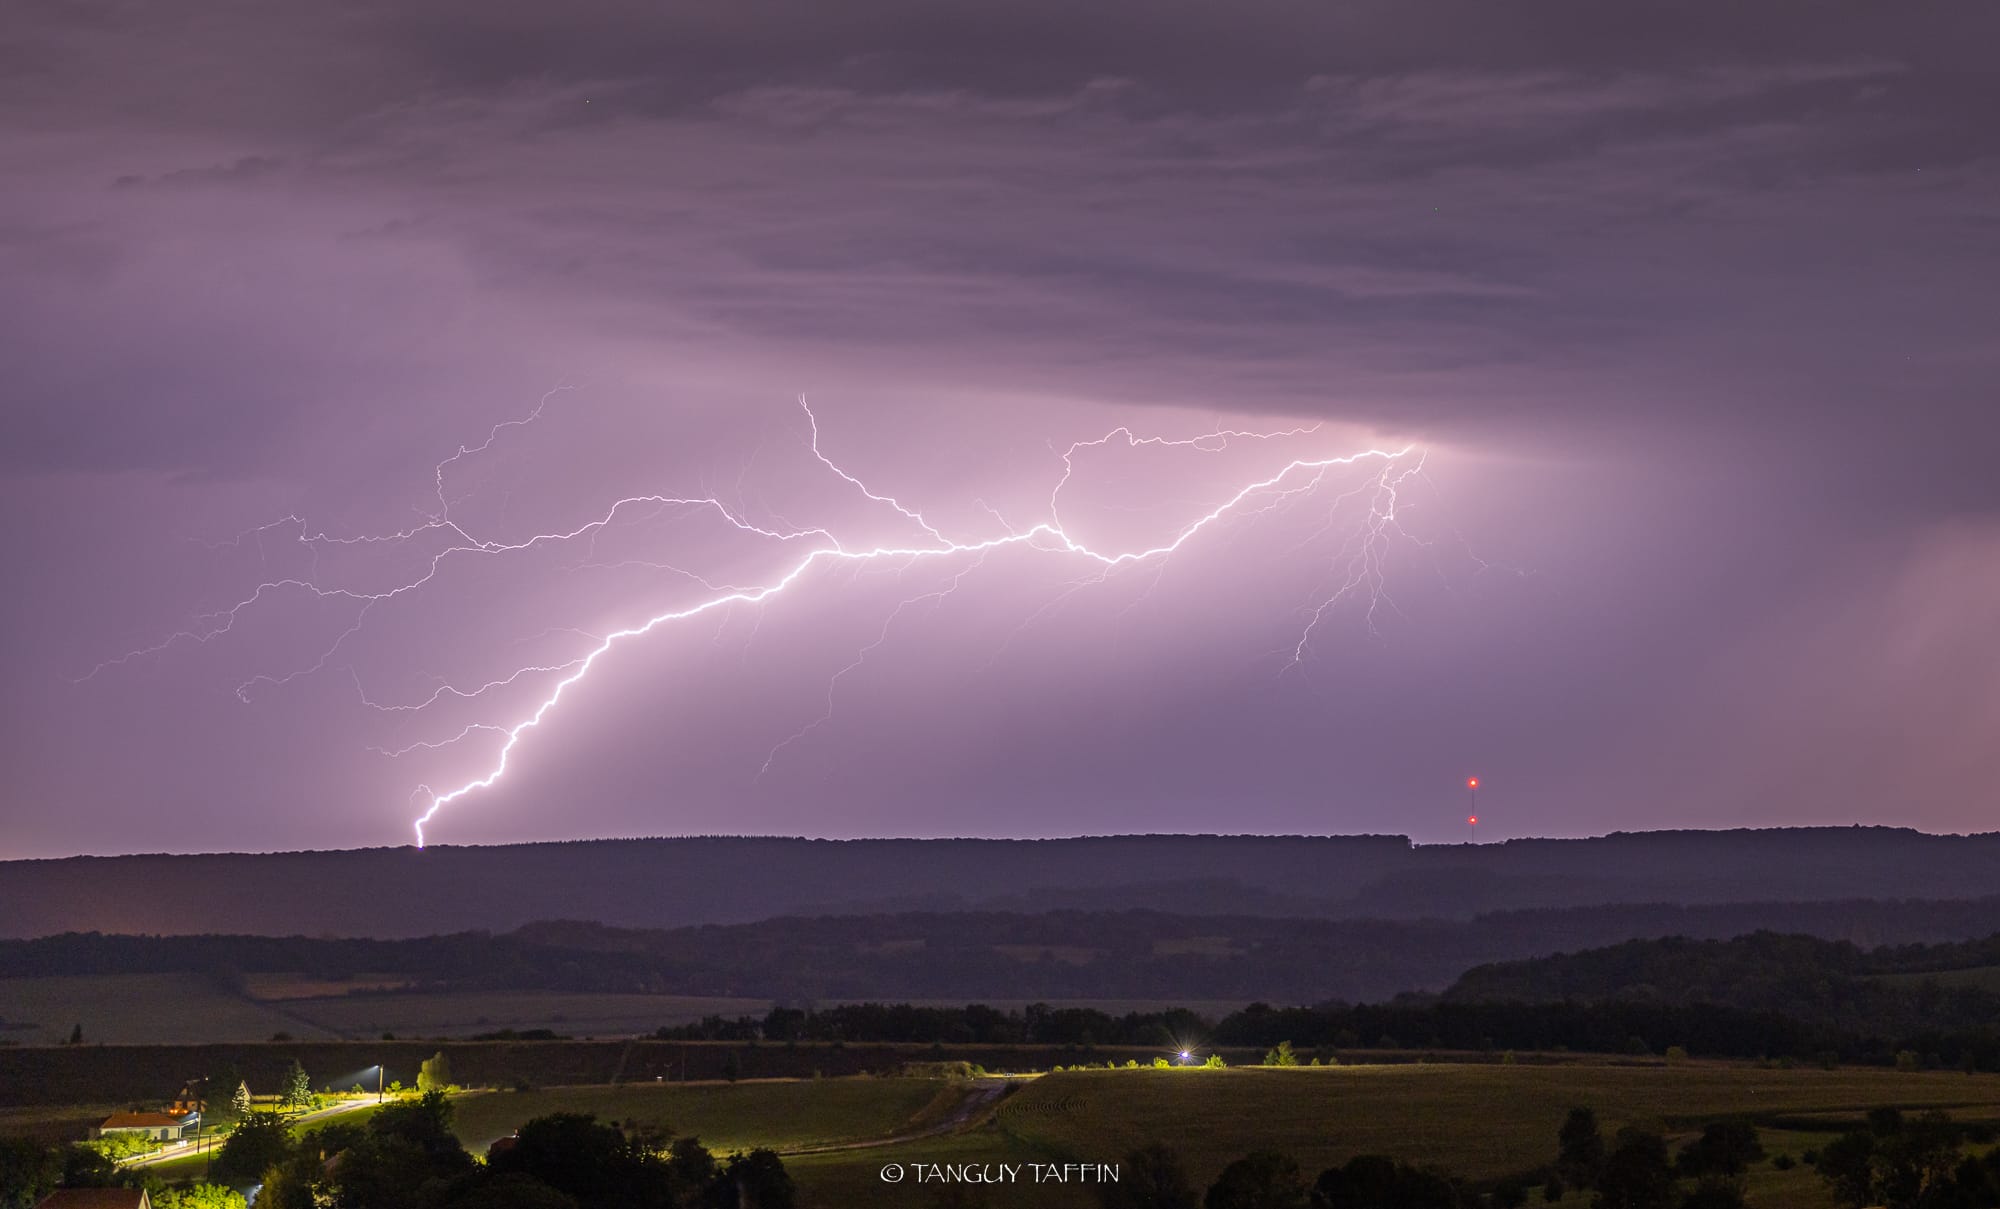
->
[85,392,1487,848]
[1467,777,1479,789]
[1468,815,1478,826]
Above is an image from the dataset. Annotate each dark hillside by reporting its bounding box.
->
[4,827,1999,939]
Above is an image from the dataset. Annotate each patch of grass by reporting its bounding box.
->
[241,973,417,1001]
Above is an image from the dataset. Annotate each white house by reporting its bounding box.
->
[92,1111,197,1141]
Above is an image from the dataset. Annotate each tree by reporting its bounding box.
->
[418,1050,453,1094]
[1816,1130,1879,1209]
[1312,1155,1461,1209]
[1594,1127,1676,1209]
[1263,1041,1298,1067]
[1677,1179,1747,1209]
[326,1092,476,1209]
[488,1113,678,1208]
[152,1184,248,1209]
[0,1137,63,1209]
[213,1111,296,1186]
[708,1148,795,1209]
[434,1172,580,1209]
[231,1080,253,1119]
[1817,1107,1965,1209]
[1677,1122,1764,1179]
[1101,1144,1199,1209]
[1557,1107,1606,1190]
[1204,1151,1307,1209]
[280,1058,314,1111]
[668,1136,719,1191]
[255,1155,323,1209]
[61,1143,128,1189]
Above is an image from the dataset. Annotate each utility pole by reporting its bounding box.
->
[377,1064,384,1104]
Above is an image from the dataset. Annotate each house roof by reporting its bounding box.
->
[98,1112,190,1129]
[36,1189,151,1209]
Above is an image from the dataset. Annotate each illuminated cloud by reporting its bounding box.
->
[2,1,1997,854]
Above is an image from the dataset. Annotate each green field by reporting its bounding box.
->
[0,1104,126,1144]
[0,975,338,1045]
[2,972,1242,1046]
[19,1054,2000,1208]
[779,1063,2000,1208]
[449,1077,962,1155]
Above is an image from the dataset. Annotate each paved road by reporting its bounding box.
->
[122,1098,377,1168]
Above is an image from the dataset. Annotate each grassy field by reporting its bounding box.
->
[0,1103,126,1143]
[448,1077,961,1155]
[785,1062,2000,1209]
[15,1049,2000,1209]
[0,975,338,1045]
[3,972,1251,1047]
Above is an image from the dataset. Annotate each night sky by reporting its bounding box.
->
[5,2,1997,858]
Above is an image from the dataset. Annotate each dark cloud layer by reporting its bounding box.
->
[3,2,1996,856]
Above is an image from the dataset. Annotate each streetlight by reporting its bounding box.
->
[188,1075,210,1179]
[375,1064,385,1104]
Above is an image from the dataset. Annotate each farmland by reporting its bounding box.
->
[1,969,1246,1047]
[788,1063,2000,1208]
[12,1044,2000,1208]
[447,1077,963,1155]
[0,974,338,1045]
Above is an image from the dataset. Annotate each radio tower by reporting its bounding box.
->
[1466,776,1480,844]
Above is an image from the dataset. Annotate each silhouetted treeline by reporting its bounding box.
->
[9,890,2000,1004]
[650,996,2000,1070]
[1448,930,2000,1036]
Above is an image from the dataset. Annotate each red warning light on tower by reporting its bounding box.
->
[1467,777,1479,790]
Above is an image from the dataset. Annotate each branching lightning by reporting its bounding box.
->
[83,393,1459,848]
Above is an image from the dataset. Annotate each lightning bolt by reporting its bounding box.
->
[84,392,1461,848]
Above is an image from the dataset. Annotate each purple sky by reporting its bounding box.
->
[5,2,1998,858]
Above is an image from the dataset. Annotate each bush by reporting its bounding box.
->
[1206,1151,1306,1209]
[1101,1144,1198,1209]
[153,1183,248,1209]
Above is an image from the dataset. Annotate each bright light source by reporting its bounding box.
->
[1467,777,1479,789]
